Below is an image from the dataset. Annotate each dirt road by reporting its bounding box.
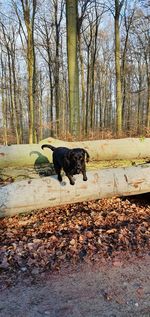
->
[0,254,150,317]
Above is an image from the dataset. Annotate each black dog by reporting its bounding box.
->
[41,144,90,185]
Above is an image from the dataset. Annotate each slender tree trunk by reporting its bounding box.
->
[11,41,22,143]
[27,23,34,144]
[78,32,86,135]
[1,53,8,145]
[115,0,123,135]
[39,71,43,141]
[7,47,20,144]
[142,19,150,130]
[47,52,54,133]
[66,0,80,136]
[85,45,91,135]
[21,0,36,144]
[90,47,95,131]
[90,12,99,131]
[122,41,127,131]
[146,76,150,129]
[137,59,142,134]
[54,0,60,136]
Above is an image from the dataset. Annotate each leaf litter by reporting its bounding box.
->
[0,195,150,289]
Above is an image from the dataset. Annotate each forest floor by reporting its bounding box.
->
[0,194,150,316]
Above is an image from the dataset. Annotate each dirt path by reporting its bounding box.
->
[0,254,150,317]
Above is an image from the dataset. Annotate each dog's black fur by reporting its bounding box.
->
[41,144,90,185]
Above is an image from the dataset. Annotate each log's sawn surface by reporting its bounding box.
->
[0,164,150,217]
[1,137,150,168]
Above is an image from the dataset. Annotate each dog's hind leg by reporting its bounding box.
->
[57,171,62,182]
[54,163,62,182]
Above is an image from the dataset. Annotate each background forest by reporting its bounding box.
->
[0,0,149,144]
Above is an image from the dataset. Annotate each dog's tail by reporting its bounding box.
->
[41,144,56,151]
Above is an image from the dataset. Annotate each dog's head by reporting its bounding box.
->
[67,148,90,174]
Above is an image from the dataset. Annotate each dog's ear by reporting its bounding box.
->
[83,149,90,163]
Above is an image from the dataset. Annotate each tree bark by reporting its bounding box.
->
[115,0,124,134]
[1,52,8,145]
[1,164,150,217]
[21,0,36,144]
[66,0,80,136]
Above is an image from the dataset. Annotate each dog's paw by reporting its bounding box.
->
[70,180,75,185]
[70,181,75,185]
[83,176,88,181]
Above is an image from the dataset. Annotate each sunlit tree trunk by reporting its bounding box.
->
[11,37,23,143]
[146,70,150,130]
[21,0,36,144]
[1,53,8,145]
[90,4,99,131]
[78,32,86,135]
[115,0,124,135]
[66,0,80,136]
[54,0,61,136]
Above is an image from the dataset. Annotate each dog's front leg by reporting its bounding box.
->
[82,169,88,181]
[66,174,75,185]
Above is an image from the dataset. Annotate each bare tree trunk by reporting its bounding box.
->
[1,51,8,145]
[11,36,22,143]
[54,0,62,136]
[66,0,80,136]
[122,5,135,133]
[145,25,150,129]
[137,59,142,134]
[146,76,150,129]
[7,45,20,144]
[21,0,37,144]
[90,4,99,131]
[39,71,43,140]
[85,44,90,135]
[78,32,86,135]
[115,0,124,135]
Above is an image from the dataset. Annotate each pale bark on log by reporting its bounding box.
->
[1,138,150,168]
[0,165,150,217]
[0,144,51,168]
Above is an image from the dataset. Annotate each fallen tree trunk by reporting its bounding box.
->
[0,164,150,217]
[0,144,51,168]
[1,138,150,168]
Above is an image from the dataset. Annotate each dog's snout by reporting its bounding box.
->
[76,163,82,174]
[77,162,82,169]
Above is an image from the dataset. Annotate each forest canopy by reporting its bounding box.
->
[0,0,149,144]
